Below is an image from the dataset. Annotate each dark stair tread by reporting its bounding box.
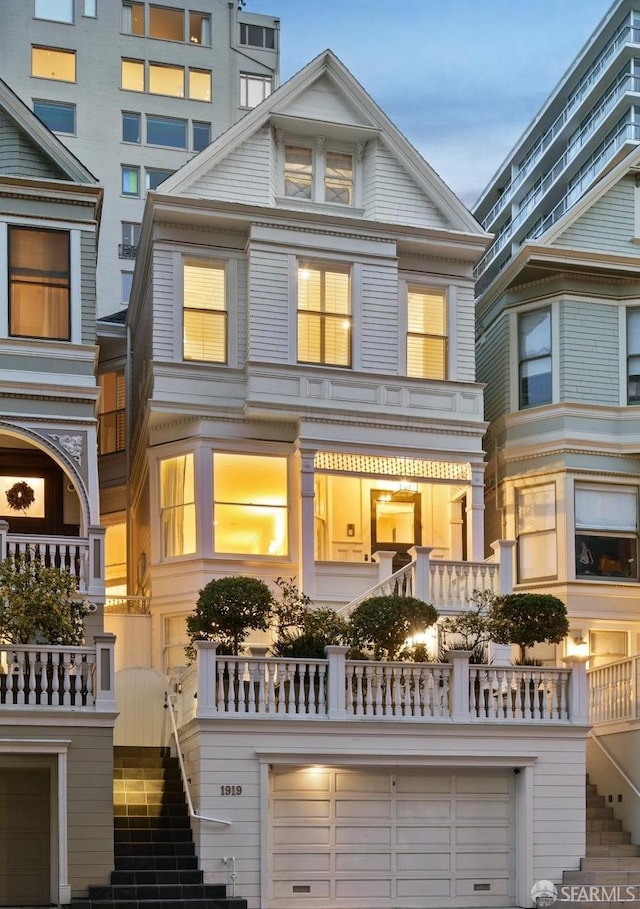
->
[71,901,247,909]
[89,884,227,900]
[115,815,191,829]
[111,870,204,885]
[115,843,196,857]
[115,856,199,872]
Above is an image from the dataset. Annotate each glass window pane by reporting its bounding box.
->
[575,486,637,531]
[325,152,352,204]
[188,68,211,101]
[122,59,144,91]
[285,145,312,199]
[146,115,187,148]
[517,484,556,534]
[407,335,446,379]
[122,166,139,195]
[520,357,551,407]
[35,0,73,23]
[31,46,76,82]
[149,5,184,41]
[628,309,640,355]
[122,1,144,34]
[241,73,272,108]
[189,12,211,45]
[519,309,551,358]
[34,100,75,134]
[193,121,211,152]
[576,534,637,579]
[121,272,133,304]
[408,289,445,335]
[9,227,70,340]
[518,530,557,581]
[160,454,196,557]
[84,0,97,16]
[149,63,184,97]
[146,169,173,190]
[121,221,141,246]
[183,259,226,362]
[122,111,141,143]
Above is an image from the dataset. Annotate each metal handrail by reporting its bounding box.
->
[163,691,231,827]
[589,729,640,800]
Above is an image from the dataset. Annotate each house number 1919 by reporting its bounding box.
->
[220,785,242,796]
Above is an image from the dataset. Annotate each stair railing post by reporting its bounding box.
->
[373,550,396,584]
[491,539,516,594]
[195,640,218,717]
[408,546,433,602]
[563,655,589,725]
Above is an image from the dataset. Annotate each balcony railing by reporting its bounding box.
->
[588,655,640,724]
[178,643,586,725]
[118,243,138,259]
[104,595,151,615]
[0,636,116,711]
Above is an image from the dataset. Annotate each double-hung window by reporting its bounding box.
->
[9,226,70,341]
[183,259,226,362]
[324,152,353,204]
[160,454,196,557]
[122,111,141,143]
[627,309,640,403]
[297,263,351,367]
[284,146,312,199]
[407,287,447,379]
[121,165,140,196]
[213,453,288,556]
[518,308,551,408]
[516,483,557,582]
[284,144,354,206]
[575,484,638,580]
[99,371,126,455]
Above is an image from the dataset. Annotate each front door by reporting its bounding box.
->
[370,490,421,571]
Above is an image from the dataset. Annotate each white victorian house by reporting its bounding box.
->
[121,52,590,909]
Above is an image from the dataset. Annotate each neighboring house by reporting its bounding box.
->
[0,78,116,905]
[0,0,280,319]
[124,51,590,909]
[474,0,640,854]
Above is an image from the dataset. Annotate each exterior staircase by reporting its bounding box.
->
[557,778,640,907]
[71,745,246,909]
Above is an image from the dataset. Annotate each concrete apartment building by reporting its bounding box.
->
[0,0,280,319]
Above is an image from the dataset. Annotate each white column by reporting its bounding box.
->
[563,655,589,725]
[58,750,71,905]
[408,545,433,602]
[467,467,486,561]
[87,524,106,597]
[446,650,471,722]
[325,645,348,719]
[491,539,516,594]
[195,641,218,717]
[299,450,316,599]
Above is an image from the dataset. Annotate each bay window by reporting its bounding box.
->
[160,454,196,557]
[183,259,226,362]
[575,484,638,580]
[9,226,70,340]
[407,287,447,379]
[627,308,640,403]
[297,263,351,367]
[213,454,288,556]
[518,308,551,408]
[516,483,557,582]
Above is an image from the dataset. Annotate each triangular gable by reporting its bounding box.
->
[0,78,97,184]
[160,50,484,237]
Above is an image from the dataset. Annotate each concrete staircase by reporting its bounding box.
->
[557,778,640,907]
[71,746,246,909]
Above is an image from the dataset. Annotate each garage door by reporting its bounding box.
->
[0,767,50,906]
[270,766,513,908]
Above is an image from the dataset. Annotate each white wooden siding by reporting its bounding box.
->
[247,246,290,363]
[359,260,399,373]
[453,283,476,383]
[184,127,272,205]
[363,142,454,230]
[559,300,619,405]
[281,75,371,128]
[477,318,511,423]
[553,177,635,254]
[0,110,67,179]
[152,248,177,361]
[80,230,97,346]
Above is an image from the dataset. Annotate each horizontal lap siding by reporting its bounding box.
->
[365,142,453,230]
[0,111,67,179]
[560,300,619,405]
[184,127,272,204]
[553,178,635,253]
[80,231,97,345]
[153,248,176,361]
[454,283,476,383]
[236,256,249,365]
[248,248,289,363]
[360,260,398,373]
[477,317,510,422]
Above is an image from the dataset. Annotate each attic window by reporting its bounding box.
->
[283,142,354,207]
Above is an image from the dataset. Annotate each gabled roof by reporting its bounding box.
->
[160,50,484,237]
[0,77,98,184]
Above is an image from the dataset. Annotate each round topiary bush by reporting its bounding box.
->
[348,594,438,661]
[186,575,273,658]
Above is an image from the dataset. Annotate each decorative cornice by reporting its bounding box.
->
[251,220,395,244]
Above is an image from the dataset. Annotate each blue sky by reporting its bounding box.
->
[248,0,613,207]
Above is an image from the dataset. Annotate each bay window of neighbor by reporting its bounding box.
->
[9,226,70,341]
[575,485,638,580]
[160,453,196,557]
[297,264,351,367]
[407,287,447,379]
[213,453,288,556]
[183,259,226,362]
[516,484,557,582]
[518,308,552,408]
[627,309,640,403]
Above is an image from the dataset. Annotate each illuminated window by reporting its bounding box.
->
[122,1,144,34]
[99,371,126,455]
[0,476,46,519]
[105,521,127,591]
[285,146,312,199]
[325,152,352,204]
[160,454,196,557]
[121,58,144,92]
[517,484,557,582]
[9,226,70,340]
[297,264,351,367]
[189,12,211,45]
[149,5,184,41]
[240,73,272,108]
[183,259,226,362]
[213,453,288,556]
[34,99,75,134]
[188,68,211,101]
[149,63,184,97]
[35,0,73,23]
[31,46,76,82]
[407,287,447,379]
[519,308,551,408]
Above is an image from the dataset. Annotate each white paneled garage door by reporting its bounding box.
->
[270,766,514,908]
